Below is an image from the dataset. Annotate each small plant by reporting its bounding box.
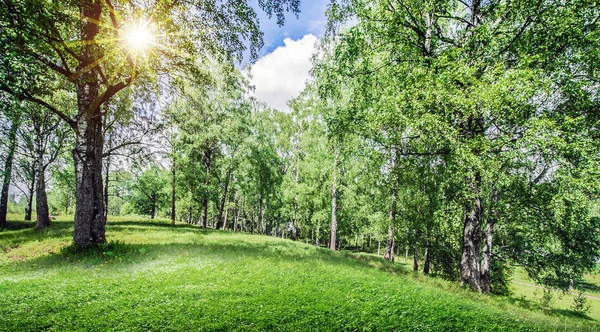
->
[539,288,555,312]
[571,291,591,315]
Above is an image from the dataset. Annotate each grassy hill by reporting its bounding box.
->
[0,216,598,331]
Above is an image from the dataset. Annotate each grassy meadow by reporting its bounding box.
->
[1,215,599,331]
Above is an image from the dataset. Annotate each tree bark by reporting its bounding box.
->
[103,132,111,219]
[423,247,431,275]
[481,185,498,294]
[383,184,397,261]
[171,150,176,225]
[72,1,107,247]
[233,197,241,232]
[460,172,483,292]
[329,154,338,250]
[291,201,298,241]
[216,168,232,229]
[0,118,18,226]
[34,131,50,229]
[413,246,419,272]
[276,212,281,237]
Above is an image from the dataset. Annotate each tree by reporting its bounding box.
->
[129,165,168,219]
[0,95,20,226]
[0,0,301,247]
[317,0,600,293]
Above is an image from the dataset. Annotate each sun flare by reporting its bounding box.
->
[124,20,155,53]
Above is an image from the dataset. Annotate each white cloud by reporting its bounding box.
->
[249,34,318,112]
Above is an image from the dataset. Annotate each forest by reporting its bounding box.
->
[1,0,600,330]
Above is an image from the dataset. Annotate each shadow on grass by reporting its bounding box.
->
[0,220,35,231]
[506,293,594,322]
[107,220,202,231]
[575,280,600,294]
[0,220,73,251]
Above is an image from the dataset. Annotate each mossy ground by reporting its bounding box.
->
[1,215,598,331]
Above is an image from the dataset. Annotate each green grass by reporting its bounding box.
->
[1,215,598,331]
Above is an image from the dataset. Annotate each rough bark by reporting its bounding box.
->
[72,1,107,247]
[481,185,498,294]
[34,132,50,229]
[460,172,483,292]
[0,119,18,226]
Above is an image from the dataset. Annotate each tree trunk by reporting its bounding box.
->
[329,176,338,250]
[216,169,232,230]
[171,151,176,225]
[413,246,419,272]
[460,172,483,292]
[0,119,18,226]
[276,212,281,238]
[233,198,241,232]
[34,133,50,229]
[481,185,498,294]
[223,205,229,230]
[201,200,208,228]
[384,149,398,261]
[383,184,397,262]
[423,247,431,275]
[72,1,106,248]
[383,223,395,262]
[291,202,298,241]
[103,132,111,219]
[258,196,264,234]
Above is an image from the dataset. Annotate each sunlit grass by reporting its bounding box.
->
[1,216,598,331]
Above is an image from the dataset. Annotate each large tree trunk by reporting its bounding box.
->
[0,118,18,226]
[72,1,106,247]
[73,114,106,246]
[34,133,50,229]
[480,185,498,294]
[460,172,483,292]
[171,156,176,225]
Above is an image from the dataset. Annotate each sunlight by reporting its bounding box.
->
[124,20,155,54]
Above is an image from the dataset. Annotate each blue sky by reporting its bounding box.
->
[248,0,330,112]
[253,0,329,55]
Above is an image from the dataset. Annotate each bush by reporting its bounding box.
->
[571,291,591,315]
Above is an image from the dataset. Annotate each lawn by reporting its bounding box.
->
[1,215,598,331]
